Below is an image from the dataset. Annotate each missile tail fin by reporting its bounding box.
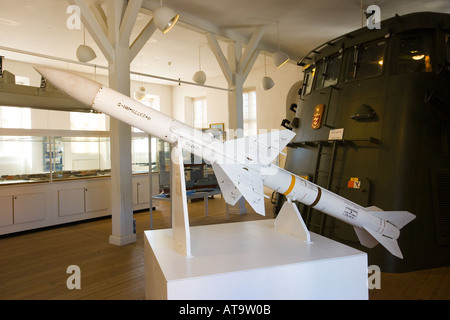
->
[223,129,296,166]
[366,207,416,229]
[362,226,404,259]
[212,162,266,215]
[211,162,242,206]
[353,226,379,248]
[211,130,295,216]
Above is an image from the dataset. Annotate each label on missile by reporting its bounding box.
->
[343,206,358,220]
[117,102,151,120]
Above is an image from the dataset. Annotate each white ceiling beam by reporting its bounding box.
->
[242,49,260,80]
[68,0,115,63]
[206,32,233,86]
[237,25,266,75]
[106,0,126,47]
[130,18,157,62]
[119,0,143,47]
[140,0,278,53]
[89,2,108,36]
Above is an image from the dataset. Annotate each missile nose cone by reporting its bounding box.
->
[34,66,102,107]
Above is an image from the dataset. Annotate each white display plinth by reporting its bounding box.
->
[144,219,368,300]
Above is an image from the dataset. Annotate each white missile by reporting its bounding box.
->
[34,66,416,259]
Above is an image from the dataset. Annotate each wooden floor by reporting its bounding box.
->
[0,195,449,300]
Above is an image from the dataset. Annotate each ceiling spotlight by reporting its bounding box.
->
[76,26,96,63]
[192,45,206,85]
[154,2,179,34]
[273,50,289,69]
[273,21,289,69]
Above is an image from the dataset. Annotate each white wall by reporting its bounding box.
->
[171,57,302,134]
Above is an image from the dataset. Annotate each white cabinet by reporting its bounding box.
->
[133,173,159,211]
[85,186,109,212]
[58,183,109,217]
[13,192,46,224]
[0,193,46,225]
[0,173,160,235]
[0,196,13,226]
[58,188,85,216]
[0,186,51,234]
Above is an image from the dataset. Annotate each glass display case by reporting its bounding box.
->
[0,136,51,184]
[0,134,111,184]
[0,132,168,185]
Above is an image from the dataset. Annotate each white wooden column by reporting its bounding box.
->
[70,0,157,245]
[206,26,266,214]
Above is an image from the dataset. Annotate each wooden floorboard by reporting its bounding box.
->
[0,195,449,300]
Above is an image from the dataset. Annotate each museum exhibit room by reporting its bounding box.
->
[0,0,449,303]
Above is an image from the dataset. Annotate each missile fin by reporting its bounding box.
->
[212,163,266,216]
[366,208,416,229]
[211,163,242,206]
[223,130,296,166]
[353,226,379,248]
[362,226,404,259]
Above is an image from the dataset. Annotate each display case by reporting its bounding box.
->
[0,134,111,184]
[0,135,51,184]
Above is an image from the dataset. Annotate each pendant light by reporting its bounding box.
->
[261,53,274,91]
[192,45,206,85]
[154,0,179,34]
[273,21,289,69]
[134,60,146,101]
[76,26,97,63]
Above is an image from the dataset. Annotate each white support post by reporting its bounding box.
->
[206,27,266,215]
[275,198,312,243]
[71,0,162,246]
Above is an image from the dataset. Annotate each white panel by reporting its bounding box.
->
[145,220,368,300]
[85,186,109,212]
[58,188,85,216]
[13,193,46,224]
[137,180,150,204]
[171,144,191,257]
[0,196,13,226]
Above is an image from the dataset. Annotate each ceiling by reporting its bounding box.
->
[1,0,449,86]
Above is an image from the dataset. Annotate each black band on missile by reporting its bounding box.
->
[310,187,322,208]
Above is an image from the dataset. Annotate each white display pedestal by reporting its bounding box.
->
[144,219,368,300]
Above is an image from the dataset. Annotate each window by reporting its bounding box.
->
[132,94,161,172]
[70,112,107,131]
[395,33,433,74]
[243,89,257,136]
[303,66,316,95]
[0,107,31,129]
[345,39,385,81]
[315,53,342,90]
[193,97,207,129]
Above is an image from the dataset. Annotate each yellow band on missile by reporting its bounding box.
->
[283,175,296,195]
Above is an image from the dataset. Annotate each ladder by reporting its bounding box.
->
[305,140,339,235]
